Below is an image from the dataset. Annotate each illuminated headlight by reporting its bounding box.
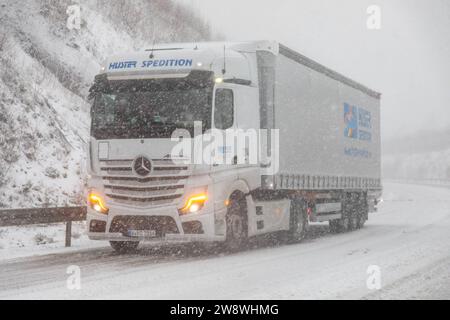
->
[178,193,207,215]
[88,192,109,214]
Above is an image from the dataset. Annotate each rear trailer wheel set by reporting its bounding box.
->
[329,194,368,234]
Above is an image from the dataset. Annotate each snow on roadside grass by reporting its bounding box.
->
[0,221,104,260]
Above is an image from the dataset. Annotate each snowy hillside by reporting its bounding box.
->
[0,0,213,208]
[383,149,450,181]
[382,128,450,180]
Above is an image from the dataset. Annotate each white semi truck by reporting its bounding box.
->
[86,41,381,253]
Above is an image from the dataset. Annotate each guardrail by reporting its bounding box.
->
[386,178,450,187]
[0,206,87,247]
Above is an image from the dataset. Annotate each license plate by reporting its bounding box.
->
[127,230,156,238]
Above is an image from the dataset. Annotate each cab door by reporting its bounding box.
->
[210,85,238,219]
[210,85,237,174]
[233,85,260,171]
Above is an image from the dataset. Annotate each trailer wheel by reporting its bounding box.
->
[288,200,308,242]
[329,219,341,233]
[348,209,359,231]
[329,214,350,233]
[109,241,139,253]
[356,204,369,229]
[224,196,248,252]
[356,215,366,229]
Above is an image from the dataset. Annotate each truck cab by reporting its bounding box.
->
[87,42,275,252]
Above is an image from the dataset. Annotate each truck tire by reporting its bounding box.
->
[331,194,355,233]
[110,241,139,253]
[356,215,366,229]
[339,215,351,232]
[224,196,248,252]
[329,219,341,233]
[348,205,359,231]
[357,204,369,229]
[288,200,308,242]
[329,213,350,233]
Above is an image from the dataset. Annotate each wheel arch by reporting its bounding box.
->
[226,179,251,197]
[225,180,250,219]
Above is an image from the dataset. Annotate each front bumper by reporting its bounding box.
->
[87,204,226,243]
[88,232,224,243]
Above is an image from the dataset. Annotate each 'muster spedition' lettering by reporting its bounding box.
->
[108,59,193,70]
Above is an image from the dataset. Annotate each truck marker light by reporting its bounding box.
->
[179,194,207,215]
[215,77,223,84]
[88,193,109,214]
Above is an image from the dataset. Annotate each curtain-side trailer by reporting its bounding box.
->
[86,41,381,253]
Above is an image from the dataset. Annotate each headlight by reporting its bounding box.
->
[88,192,109,214]
[178,193,207,215]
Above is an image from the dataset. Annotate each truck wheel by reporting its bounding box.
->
[357,205,368,229]
[336,195,353,232]
[348,209,358,231]
[340,214,351,232]
[224,196,248,252]
[329,219,341,233]
[110,241,139,253]
[329,215,350,233]
[356,215,366,229]
[288,200,308,242]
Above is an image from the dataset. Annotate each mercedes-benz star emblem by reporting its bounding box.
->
[133,156,152,177]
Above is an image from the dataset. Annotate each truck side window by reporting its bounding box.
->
[214,89,234,130]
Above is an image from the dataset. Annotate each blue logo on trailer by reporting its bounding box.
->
[344,103,372,142]
[357,108,372,142]
[344,103,358,139]
[344,103,373,158]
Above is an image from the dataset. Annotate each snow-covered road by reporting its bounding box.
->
[0,182,449,299]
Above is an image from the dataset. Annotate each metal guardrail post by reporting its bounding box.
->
[65,221,72,247]
[0,207,86,248]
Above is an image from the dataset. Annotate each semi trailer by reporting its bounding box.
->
[86,41,381,253]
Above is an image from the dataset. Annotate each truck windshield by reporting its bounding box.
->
[90,75,213,139]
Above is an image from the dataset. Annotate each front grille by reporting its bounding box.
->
[109,215,179,236]
[100,158,190,207]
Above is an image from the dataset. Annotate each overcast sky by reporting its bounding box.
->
[178,0,450,141]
